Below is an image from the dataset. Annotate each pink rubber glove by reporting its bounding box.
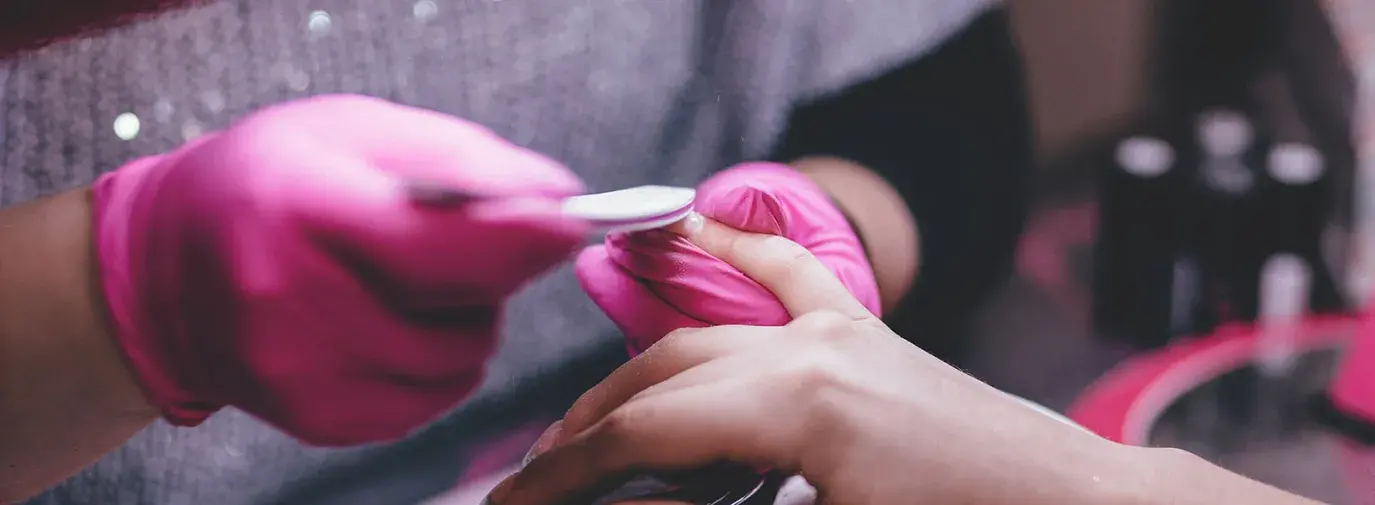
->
[93,94,588,446]
[575,162,881,354]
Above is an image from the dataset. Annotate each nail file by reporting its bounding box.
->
[408,183,697,233]
[561,185,696,233]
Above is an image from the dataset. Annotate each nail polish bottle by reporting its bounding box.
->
[1193,109,1267,323]
[1259,143,1347,315]
[1093,134,1192,349]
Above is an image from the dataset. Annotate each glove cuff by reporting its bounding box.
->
[825,192,870,261]
[92,157,221,426]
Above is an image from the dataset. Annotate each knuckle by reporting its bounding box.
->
[772,350,863,438]
[656,326,705,349]
[561,392,600,433]
[592,406,648,449]
[771,238,816,272]
[856,315,894,335]
[760,234,810,258]
[746,235,813,278]
[778,349,847,394]
[792,311,853,338]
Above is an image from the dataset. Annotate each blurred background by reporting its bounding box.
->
[983,0,1363,398]
[1014,0,1155,168]
[969,1,1375,503]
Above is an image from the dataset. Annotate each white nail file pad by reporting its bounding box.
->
[561,185,696,233]
[408,182,696,234]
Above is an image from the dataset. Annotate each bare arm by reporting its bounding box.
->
[1111,446,1324,505]
[0,189,156,503]
[800,174,1325,505]
[0,0,203,57]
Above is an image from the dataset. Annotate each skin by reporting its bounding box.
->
[0,158,916,502]
[489,218,1322,505]
[0,189,158,502]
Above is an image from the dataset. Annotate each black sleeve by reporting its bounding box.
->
[771,8,1033,363]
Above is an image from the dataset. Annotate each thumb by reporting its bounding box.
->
[674,216,875,321]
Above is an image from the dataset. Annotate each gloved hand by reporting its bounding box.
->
[575,162,880,354]
[93,94,588,445]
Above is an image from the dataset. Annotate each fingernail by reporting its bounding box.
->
[676,212,704,236]
[520,446,537,468]
[523,421,563,467]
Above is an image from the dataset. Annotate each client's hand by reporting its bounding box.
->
[575,162,880,354]
[93,94,587,445]
[493,219,1140,505]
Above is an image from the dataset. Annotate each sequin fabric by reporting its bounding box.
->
[1,0,991,503]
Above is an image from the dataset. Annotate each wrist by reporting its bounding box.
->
[0,188,154,416]
[0,189,157,501]
[93,156,221,426]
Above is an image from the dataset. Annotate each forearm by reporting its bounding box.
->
[0,0,201,57]
[791,157,919,313]
[0,189,156,502]
[1109,446,1323,505]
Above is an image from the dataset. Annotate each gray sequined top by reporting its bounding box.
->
[1,1,993,503]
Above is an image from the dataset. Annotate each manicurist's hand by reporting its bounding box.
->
[94,94,588,445]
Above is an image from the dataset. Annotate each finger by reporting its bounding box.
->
[693,162,833,237]
[419,197,586,294]
[690,164,884,318]
[291,164,588,300]
[558,324,782,443]
[676,217,873,320]
[574,245,711,354]
[383,103,585,198]
[501,383,803,505]
[268,94,586,198]
[605,229,793,326]
[564,346,783,440]
[322,293,499,378]
[382,132,584,200]
[248,103,587,297]
[522,421,564,467]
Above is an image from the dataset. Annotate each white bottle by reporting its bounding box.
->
[1267,142,1325,185]
[1116,136,1175,179]
[1256,253,1311,376]
[1197,109,1256,195]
